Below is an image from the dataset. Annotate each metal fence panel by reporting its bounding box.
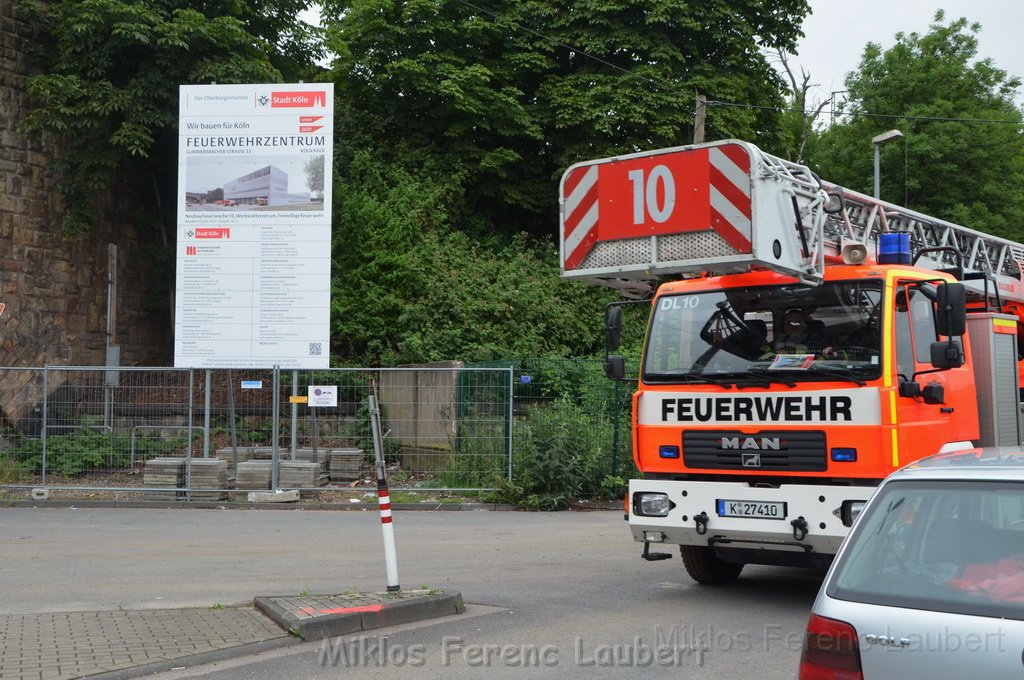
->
[0,365,512,500]
[470,358,635,479]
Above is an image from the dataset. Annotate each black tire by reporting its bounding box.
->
[680,545,744,584]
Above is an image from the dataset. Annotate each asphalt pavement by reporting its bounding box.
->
[0,505,824,679]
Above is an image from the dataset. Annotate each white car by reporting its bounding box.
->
[800,447,1024,679]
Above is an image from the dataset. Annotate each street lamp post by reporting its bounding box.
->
[872,129,904,199]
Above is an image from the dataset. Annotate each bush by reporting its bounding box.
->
[500,399,613,510]
[8,426,120,476]
[4,422,187,477]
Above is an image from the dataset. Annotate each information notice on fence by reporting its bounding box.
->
[174,83,334,368]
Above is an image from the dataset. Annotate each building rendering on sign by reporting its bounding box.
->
[223,165,310,206]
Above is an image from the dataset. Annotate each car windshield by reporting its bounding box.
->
[643,281,883,384]
[828,480,1024,620]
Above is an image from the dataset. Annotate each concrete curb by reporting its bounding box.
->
[255,590,465,641]
[0,499,517,511]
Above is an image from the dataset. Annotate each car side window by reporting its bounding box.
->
[995,493,1024,531]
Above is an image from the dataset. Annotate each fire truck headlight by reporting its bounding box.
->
[635,492,673,517]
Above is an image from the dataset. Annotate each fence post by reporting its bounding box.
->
[187,368,194,499]
[506,366,514,481]
[227,369,240,471]
[290,369,299,461]
[41,366,49,486]
[203,369,212,458]
[308,369,319,455]
[611,379,622,478]
[271,366,280,490]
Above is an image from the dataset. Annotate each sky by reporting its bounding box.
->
[787,0,1024,109]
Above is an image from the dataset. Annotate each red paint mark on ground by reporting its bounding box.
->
[297,604,386,616]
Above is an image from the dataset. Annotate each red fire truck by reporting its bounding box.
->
[560,139,1024,583]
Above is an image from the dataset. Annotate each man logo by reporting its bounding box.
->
[721,436,781,450]
[742,453,762,468]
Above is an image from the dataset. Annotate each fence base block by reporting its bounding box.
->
[247,490,300,503]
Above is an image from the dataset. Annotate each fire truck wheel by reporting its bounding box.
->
[680,545,744,584]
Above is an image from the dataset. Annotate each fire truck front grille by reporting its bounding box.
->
[682,431,827,472]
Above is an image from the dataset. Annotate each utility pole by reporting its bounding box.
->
[693,94,706,145]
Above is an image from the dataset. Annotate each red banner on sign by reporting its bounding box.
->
[195,228,230,239]
[271,91,327,108]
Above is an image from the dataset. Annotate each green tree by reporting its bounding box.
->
[330,151,613,365]
[18,0,323,235]
[323,0,810,237]
[806,12,1024,239]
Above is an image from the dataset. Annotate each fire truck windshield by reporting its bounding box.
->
[643,281,883,384]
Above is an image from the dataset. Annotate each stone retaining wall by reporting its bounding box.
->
[1,1,169,420]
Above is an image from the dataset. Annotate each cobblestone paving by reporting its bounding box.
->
[0,607,287,680]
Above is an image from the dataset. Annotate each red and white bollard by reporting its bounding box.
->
[369,384,400,592]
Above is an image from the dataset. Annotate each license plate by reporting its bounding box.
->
[716,499,787,520]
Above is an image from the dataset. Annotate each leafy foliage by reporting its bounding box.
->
[5,423,184,477]
[488,358,636,508]
[330,152,614,365]
[806,12,1024,239]
[324,0,810,237]
[17,0,322,234]
[497,396,632,510]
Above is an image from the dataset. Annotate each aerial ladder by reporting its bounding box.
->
[561,139,1024,307]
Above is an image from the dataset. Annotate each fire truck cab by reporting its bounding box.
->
[560,140,1024,583]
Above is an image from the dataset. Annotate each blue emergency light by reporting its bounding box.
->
[878,232,911,265]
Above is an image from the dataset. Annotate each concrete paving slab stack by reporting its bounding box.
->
[188,458,229,500]
[143,457,185,500]
[214,446,253,479]
[278,461,320,496]
[330,448,365,483]
[250,447,275,460]
[235,460,273,490]
[292,447,329,473]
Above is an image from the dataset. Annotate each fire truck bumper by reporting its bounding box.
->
[628,478,875,558]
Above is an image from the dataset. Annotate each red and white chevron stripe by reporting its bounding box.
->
[708,145,752,253]
[561,164,600,271]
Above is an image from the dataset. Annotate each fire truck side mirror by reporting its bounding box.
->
[605,305,623,353]
[930,339,964,369]
[935,283,967,337]
[899,380,921,398]
[604,355,626,381]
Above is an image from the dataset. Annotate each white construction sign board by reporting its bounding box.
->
[175,83,334,368]
[308,385,338,408]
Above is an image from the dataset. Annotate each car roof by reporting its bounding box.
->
[887,447,1024,482]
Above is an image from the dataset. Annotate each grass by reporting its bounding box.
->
[388,491,464,504]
